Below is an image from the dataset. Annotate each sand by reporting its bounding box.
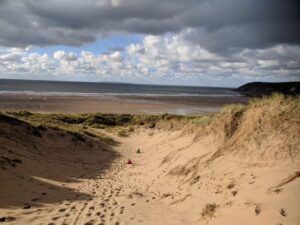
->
[0,93,249,115]
[0,126,299,224]
[0,96,299,225]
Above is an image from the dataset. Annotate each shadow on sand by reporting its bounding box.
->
[0,114,120,209]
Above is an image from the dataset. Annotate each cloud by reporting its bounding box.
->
[0,0,299,53]
[0,0,299,85]
[109,51,122,62]
[1,33,299,85]
[0,48,54,74]
[53,50,77,61]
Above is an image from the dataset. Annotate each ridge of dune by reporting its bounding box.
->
[0,94,299,225]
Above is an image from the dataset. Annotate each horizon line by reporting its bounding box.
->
[0,78,239,89]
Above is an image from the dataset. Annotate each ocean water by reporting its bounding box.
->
[0,79,239,97]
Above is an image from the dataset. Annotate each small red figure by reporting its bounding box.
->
[127,159,133,164]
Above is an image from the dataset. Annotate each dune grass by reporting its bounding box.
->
[3,93,299,144]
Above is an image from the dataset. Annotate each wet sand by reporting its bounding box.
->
[0,93,249,115]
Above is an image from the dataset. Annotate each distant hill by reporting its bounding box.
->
[235,82,300,97]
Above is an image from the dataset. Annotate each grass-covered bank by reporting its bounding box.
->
[2,93,299,144]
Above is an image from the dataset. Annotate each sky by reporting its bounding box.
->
[0,0,299,87]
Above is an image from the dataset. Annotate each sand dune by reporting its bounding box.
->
[0,95,299,224]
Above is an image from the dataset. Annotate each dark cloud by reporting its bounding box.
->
[0,0,299,52]
[182,0,300,53]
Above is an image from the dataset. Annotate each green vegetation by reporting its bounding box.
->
[190,115,214,126]
[117,126,135,137]
[2,111,191,144]
[2,93,299,145]
[220,103,245,114]
[5,111,189,131]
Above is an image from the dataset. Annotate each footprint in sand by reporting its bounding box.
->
[280,209,287,217]
[273,188,282,194]
[255,205,261,215]
[226,183,235,189]
[52,216,60,221]
[58,208,66,212]
[120,206,125,214]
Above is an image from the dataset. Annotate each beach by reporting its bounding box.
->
[0,93,249,115]
[0,94,299,225]
[0,0,299,224]
[0,81,298,225]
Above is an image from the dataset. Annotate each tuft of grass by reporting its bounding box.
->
[117,129,129,137]
[201,203,218,218]
[249,93,293,107]
[221,103,245,114]
[190,115,214,126]
[128,126,135,132]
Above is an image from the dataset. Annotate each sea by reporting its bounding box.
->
[0,79,239,97]
[0,79,245,114]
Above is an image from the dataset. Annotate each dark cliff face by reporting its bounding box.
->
[235,82,300,97]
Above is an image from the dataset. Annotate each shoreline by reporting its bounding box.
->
[0,93,249,115]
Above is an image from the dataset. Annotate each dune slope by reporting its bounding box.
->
[0,95,299,225]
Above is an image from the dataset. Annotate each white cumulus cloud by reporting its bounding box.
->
[53,51,77,61]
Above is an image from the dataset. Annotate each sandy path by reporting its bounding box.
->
[1,126,299,225]
[1,129,190,225]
